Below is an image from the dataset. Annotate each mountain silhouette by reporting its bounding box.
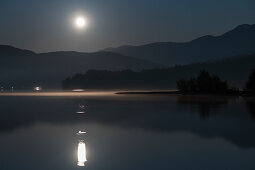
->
[105,24,255,66]
[0,45,162,88]
[1,24,255,89]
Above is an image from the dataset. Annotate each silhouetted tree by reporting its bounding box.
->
[177,79,189,92]
[177,70,228,93]
[177,78,197,92]
[246,69,255,91]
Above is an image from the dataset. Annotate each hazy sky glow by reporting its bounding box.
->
[0,0,254,52]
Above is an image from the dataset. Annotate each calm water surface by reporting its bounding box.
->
[0,92,255,170]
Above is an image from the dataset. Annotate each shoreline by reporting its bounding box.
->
[0,90,253,97]
[115,90,255,96]
[115,90,180,95]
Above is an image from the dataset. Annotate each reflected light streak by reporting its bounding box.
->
[76,131,86,135]
[72,89,85,92]
[76,111,85,114]
[77,141,87,166]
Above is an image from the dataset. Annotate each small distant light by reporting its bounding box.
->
[33,86,42,91]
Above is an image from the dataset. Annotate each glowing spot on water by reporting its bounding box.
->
[77,141,87,166]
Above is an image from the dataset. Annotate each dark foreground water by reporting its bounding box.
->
[0,93,255,170]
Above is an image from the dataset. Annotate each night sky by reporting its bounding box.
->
[0,0,254,52]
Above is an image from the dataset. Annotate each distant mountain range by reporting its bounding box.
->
[0,45,162,88]
[105,24,255,66]
[1,23,255,89]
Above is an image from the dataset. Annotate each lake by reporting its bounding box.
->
[0,92,255,170]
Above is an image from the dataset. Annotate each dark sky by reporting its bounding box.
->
[0,0,254,52]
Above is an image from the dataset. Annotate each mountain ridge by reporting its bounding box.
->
[0,45,163,88]
[105,24,255,66]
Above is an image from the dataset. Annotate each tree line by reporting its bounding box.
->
[62,68,255,93]
[177,69,255,93]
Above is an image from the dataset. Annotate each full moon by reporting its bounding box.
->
[75,17,86,28]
